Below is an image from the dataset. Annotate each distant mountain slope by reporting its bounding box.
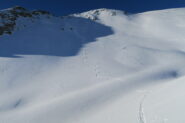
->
[0,6,113,57]
[0,6,185,123]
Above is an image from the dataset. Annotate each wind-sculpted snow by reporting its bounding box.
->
[1,7,185,123]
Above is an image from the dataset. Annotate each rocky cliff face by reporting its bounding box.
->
[0,6,50,35]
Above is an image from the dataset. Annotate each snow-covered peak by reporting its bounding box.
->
[73,8,127,20]
[0,7,126,36]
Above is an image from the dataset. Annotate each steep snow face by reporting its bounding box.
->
[0,7,185,123]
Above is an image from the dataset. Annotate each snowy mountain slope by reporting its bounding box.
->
[0,6,185,123]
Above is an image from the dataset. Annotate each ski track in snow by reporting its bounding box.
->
[139,94,147,123]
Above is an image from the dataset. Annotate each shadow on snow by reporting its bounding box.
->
[0,16,113,57]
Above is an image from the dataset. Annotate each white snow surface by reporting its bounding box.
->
[0,7,185,123]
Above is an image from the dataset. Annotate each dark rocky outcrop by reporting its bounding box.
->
[0,6,50,36]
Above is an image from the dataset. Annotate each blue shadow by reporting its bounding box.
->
[0,16,113,57]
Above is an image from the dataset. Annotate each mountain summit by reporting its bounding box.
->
[0,6,126,36]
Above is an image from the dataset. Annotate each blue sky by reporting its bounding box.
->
[0,0,185,15]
